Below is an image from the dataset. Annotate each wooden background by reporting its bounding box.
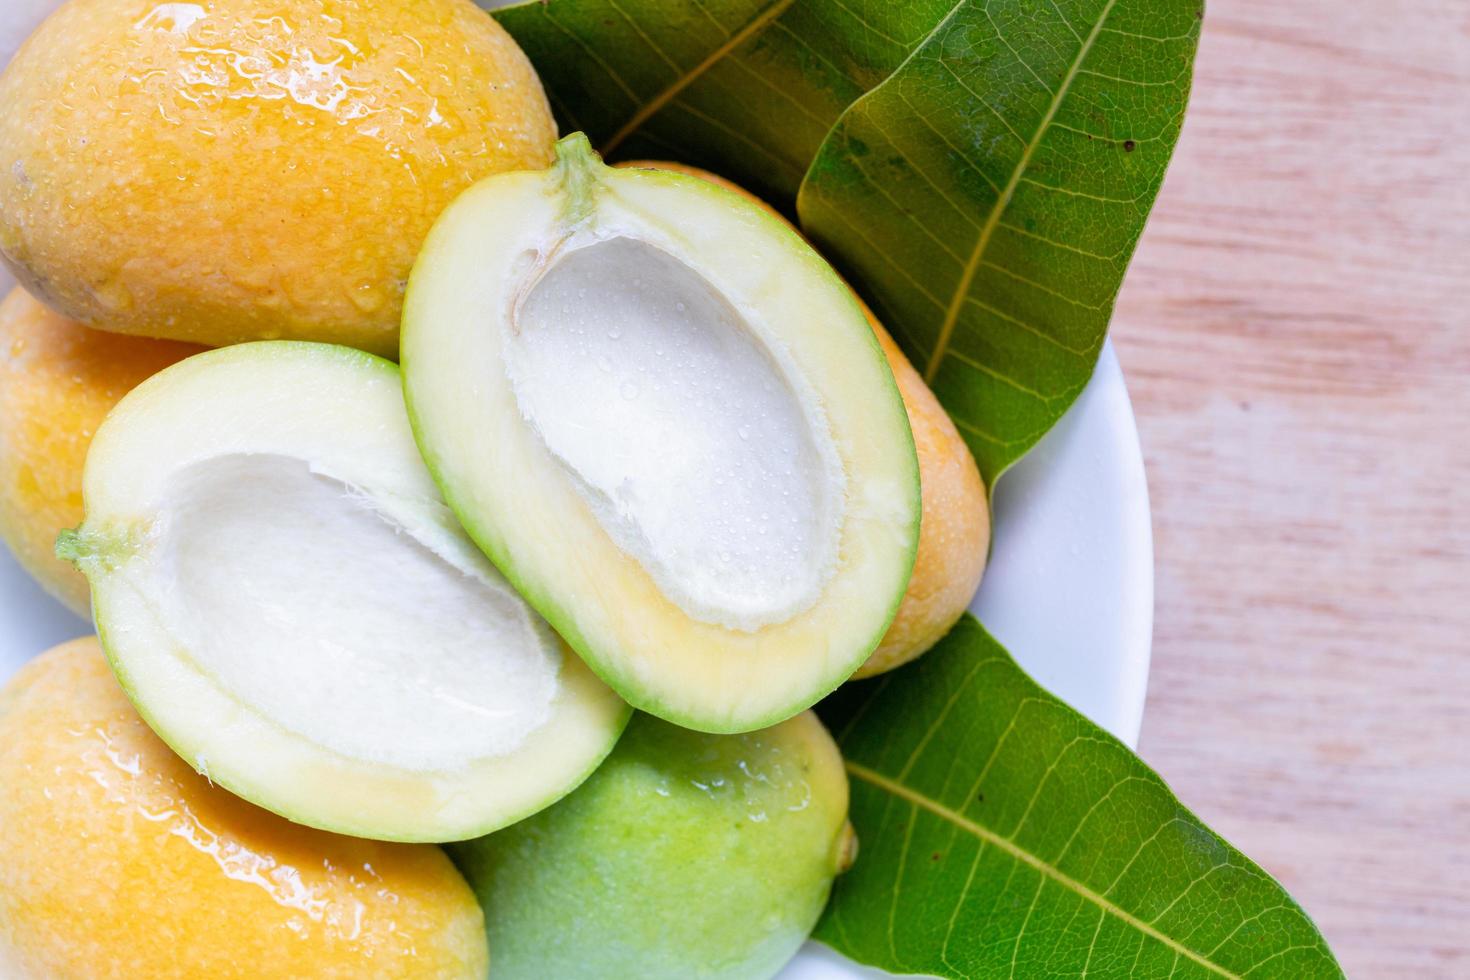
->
[1112,1,1469,975]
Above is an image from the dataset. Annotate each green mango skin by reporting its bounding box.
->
[451,710,853,980]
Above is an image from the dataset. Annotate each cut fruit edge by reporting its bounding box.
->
[62,341,630,842]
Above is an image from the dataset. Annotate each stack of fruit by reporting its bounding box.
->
[0,2,989,976]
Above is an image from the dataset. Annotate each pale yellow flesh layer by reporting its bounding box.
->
[404,148,920,732]
[0,639,489,980]
[0,287,203,614]
[0,0,556,354]
[620,162,990,678]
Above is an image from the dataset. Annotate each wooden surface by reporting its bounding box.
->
[1113,1,1469,975]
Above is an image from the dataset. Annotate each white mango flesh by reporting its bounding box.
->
[508,234,844,631]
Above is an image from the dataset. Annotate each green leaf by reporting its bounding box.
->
[816,616,1342,979]
[797,1,1201,483]
[487,0,960,204]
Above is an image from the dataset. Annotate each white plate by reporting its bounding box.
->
[776,342,1154,979]
[0,341,1152,980]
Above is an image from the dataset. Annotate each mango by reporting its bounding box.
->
[0,0,557,355]
[452,711,853,979]
[0,638,490,979]
[0,287,202,613]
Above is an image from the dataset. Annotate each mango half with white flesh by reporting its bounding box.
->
[403,134,922,734]
[620,161,991,680]
[58,341,629,842]
[451,710,854,980]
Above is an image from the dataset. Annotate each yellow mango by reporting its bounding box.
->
[0,0,557,355]
[0,638,489,979]
[0,287,202,613]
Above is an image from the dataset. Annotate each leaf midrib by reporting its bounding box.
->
[599,0,799,156]
[922,0,1119,383]
[844,760,1241,979]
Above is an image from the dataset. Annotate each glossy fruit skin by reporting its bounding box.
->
[0,0,556,356]
[855,318,990,677]
[0,638,490,979]
[0,287,201,613]
[620,161,989,678]
[451,711,853,980]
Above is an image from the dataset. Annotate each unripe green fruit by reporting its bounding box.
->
[451,710,855,980]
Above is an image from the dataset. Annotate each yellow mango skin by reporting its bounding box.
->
[0,0,556,356]
[622,162,990,678]
[858,320,990,677]
[0,638,490,980]
[0,288,202,614]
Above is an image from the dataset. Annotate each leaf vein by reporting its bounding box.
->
[542,11,639,104]
[934,58,1028,145]
[844,761,1243,979]
[666,101,804,181]
[847,151,969,265]
[896,94,1005,195]
[888,802,920,967]
[815,202,949,314]
[1008,872,1048,977]
[923,0,1121,382]
[898,656,988,780]
[981,2,1057,97]
[600,0,797,156]
[1080,906,1108,977]
[980,258,1109,311]
[866,109,985,230]
[997,219,1123,262]
[1018,174,1149,205]
[964,295,1095,357]
[946,349,1061,403]
[603,0,682,74]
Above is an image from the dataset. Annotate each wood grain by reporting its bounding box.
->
[1112,1,1470,975]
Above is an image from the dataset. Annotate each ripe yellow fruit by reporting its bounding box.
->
[858,320,990,677]
[0,637,490,979]
[621,162,990,678]
[0,0,557,356]
[0,288,202,614]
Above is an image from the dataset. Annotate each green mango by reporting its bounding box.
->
[452,710,854,979]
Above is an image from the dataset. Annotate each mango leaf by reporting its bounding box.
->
[487,0,961,204]
[797,1,1201,483]
[816,616,1342,979]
